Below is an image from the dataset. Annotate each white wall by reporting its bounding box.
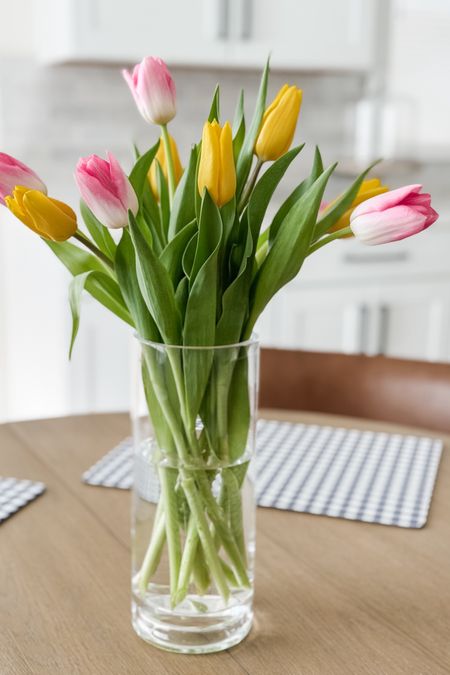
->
[389,0,450,158]
[0,0,34,57]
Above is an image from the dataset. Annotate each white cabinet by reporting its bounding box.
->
[229,0,377,71]
[257,231,450,364]
[35,0,377,71]
[35,0,228,65]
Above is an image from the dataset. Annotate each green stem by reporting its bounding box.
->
[238,159,263,214]
[138,502,166,595]
[193,542,211,593]
[307,226,353,256]
[181,475,230,602]
[161,123,176,207]
[195,471,250,588]
[174,516,199,605]
[159,467,182,605]
[73,230,114,270]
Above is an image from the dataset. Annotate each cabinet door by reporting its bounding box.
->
[261,286,371,354]
[370,283,450,362]
[37,0,229,65]
[263,280,450,363]
[228,0,377,71]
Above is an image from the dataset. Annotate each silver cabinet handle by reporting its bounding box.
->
[359,304,369,353]
[213,0,229,39]
[343,251,409,265]
[378,304,389,355]
[240,0,252,40]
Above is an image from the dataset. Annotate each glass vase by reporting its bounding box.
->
[131,336,259,653]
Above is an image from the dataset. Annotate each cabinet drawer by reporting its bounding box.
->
[296,231,450,286]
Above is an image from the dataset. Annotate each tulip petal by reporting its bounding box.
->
[75,170,128,229]
[198,121,220,204]
[425,206,439,228]
[351,205,427,245]
[5,192,38,232]
[218,121,236,206]
[75,153,137,228]
[255,85,302,162]
[124,56,176,125]
[107,151,138,213]
[0,152,47,204]
[23,191,77,241]
[351,184,422,220]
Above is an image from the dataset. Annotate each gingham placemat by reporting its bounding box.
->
[82,420,443,528]
[0,477,46,524]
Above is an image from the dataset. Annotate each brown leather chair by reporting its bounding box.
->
[260,348,450,434]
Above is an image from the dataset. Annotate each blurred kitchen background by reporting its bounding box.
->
[0,0,449,422]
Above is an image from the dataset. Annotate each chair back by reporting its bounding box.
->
[260,348,450,433]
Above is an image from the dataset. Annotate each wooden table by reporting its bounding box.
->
[1,410,450,675]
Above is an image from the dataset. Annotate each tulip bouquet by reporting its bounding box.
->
[0,57,438,629]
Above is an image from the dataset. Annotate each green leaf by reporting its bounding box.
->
[80,200,116,260]
[128,141,160,201]
[129,211,181,344]
[232,90,245,162]
[115,229,159,341]
[68,269,133,358]
[45,239,106,276]
[246,163,337,336]
[314,159,381,239]
[168,145,198,240]
[141,359,177,456]
[218,197,238,290]
[68,272,89,359]
[160,219,197,287]
[208,84,220,123]
[182,233,198,279]
[227,356,252,462]
[190,190,223,286]
[247,144,304,248]
[175,276,189,322]
[141,185,164,253]
[183,191,223,419]
[132,142,141,160]
[268,145,324,247]
[236,58,270,198]
[216,218,253,344]
[155,160,170,242]
[194,148,202,223]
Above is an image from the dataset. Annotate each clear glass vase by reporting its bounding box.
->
[131,336,259,654]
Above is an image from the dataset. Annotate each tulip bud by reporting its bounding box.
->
[0,153,47,204]
[122,56,176,126]
[328,178,389,235]
[198,120,236,207]
[5,186,77,241]
[350,184,438,245]
[75,152,138,229]
[148,134,183,200]
[255,85,302,162]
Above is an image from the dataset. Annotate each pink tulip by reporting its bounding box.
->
[0,153,47,205]
[122,57,176,125]
[350,184,438,245]
[75,152,138,229]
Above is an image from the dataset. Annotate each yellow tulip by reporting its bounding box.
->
[148,134,183,200]
[197,120,236,207]
[5,186,77,241]
[255,84,302,162]
[327,179,389,235]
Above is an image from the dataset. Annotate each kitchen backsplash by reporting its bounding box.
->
[0,59,363,204]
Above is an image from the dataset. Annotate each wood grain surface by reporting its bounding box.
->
[1,410,449,675]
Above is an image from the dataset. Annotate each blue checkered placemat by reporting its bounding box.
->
[82,420,443,528]
[0,477,46,524]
